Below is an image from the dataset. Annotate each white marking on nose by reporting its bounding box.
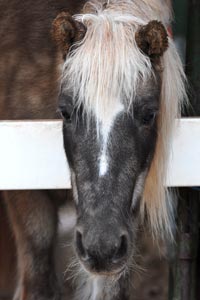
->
[99,153,108,176]
[98,102,124,177]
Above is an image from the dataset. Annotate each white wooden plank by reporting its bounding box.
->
[0,121,71,190]
[0,118,199,189]
[166,118,200,187]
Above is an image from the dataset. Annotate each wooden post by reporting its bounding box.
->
[184,0,200,298]
[185,0,200,299]
[171,189,199,300]
[185,0,200,115]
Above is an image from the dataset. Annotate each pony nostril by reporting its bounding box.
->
[113,234,128,261]
[76,230,87,259]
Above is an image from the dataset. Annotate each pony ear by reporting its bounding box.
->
[52,12,86,57]
[135,20,168,59]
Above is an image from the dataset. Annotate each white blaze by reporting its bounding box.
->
[98,103,124,177]
[99,153,108,176]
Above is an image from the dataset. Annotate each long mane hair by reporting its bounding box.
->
[63,0,187,239]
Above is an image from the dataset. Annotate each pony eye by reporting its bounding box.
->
[141,111,157,125]
[59,108,72,122]
[58,92,74,122]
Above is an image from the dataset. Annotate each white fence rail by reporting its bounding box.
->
[0,118,200,190]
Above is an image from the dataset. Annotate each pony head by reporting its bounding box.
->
[52,0,186,276]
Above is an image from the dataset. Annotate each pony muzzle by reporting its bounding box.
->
[75,226,129,274]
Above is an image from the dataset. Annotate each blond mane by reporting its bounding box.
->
[63,0,187,239]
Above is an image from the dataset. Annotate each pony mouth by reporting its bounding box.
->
[80,260,127,277]
[89,267,127,279]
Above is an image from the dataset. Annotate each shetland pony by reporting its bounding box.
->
[1,0,186,299]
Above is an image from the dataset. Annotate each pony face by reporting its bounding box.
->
[59,75,161,274]
[52,1,184,276]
